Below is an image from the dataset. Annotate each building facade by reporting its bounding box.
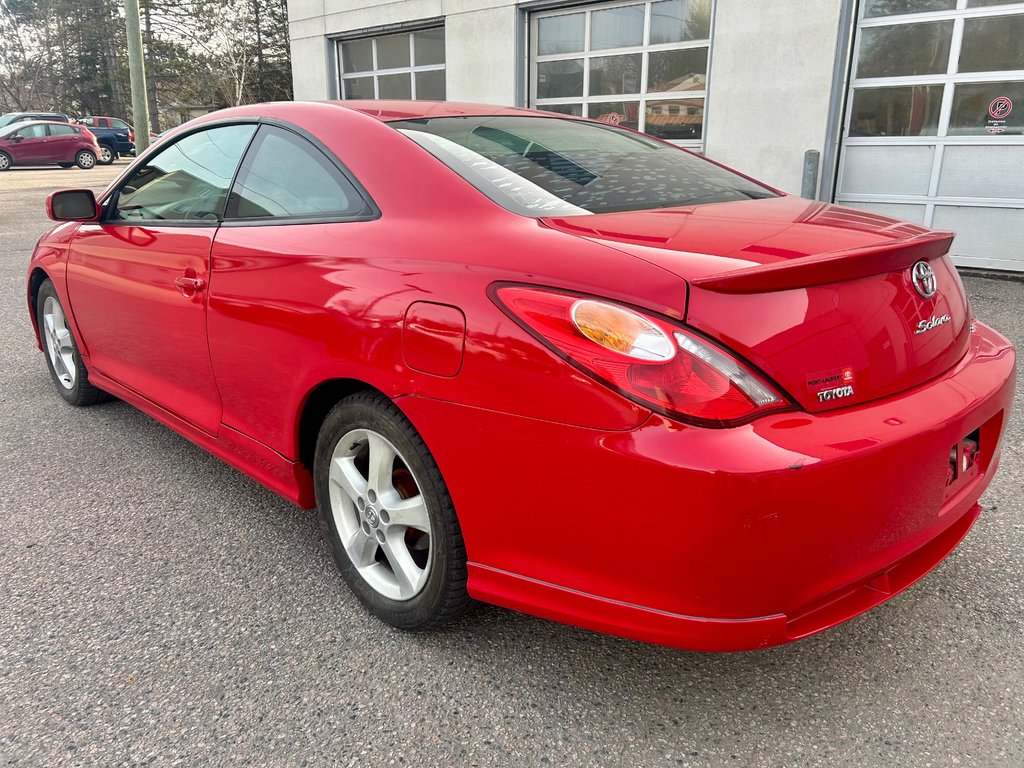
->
[288,0,1024,272]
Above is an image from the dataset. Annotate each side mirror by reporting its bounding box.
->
[11,135,23,143]
[46,189,99,222]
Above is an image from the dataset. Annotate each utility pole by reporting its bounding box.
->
[124,0,151,154]
[143,1,161,133]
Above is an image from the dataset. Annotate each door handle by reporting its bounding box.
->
[174,276,205,292]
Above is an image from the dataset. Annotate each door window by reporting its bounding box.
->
[112,119,130,130]
[111,123,256,223]
[225,125,370,220]
[16,124,48,139]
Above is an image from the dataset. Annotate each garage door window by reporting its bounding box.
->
[338,28,445,101]
[530,0,713,149]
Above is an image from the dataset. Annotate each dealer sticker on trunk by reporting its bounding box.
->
[806,367,856,403]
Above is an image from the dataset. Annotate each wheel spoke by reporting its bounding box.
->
[387,495,430,533]
[55,328,72,352]
[380,531,425,599]
[330,456,367,504]
[366,433,397,496]
[344,529,378,568]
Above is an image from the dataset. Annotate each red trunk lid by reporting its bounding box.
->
[542,197,971,413]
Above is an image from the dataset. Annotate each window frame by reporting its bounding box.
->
[99,117,380,229]
[336,24,447,101]
[528,0,716,151]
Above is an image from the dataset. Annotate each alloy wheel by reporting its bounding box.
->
[328,428,433,601]
[99,146,113,163]
[42,296,76,389]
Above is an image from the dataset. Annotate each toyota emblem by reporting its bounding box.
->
[911,261,937,299]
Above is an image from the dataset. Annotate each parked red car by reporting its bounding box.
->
[0,120,100,170]
[27,101,1015,651]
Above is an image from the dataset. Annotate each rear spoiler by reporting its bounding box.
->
[691,231,955,294]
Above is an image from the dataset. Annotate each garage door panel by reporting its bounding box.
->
[840,145,935,196]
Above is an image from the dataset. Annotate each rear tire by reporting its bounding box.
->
[75,150,96,170]
[97,145,115,165]
[57,162,73,168]
[36,280,108,406]
[314,391,470,631]
[0,151,10,171]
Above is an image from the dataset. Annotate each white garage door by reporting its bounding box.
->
[836,0,1024,272]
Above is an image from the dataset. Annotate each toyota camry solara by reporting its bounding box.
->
[27,101,1015,651]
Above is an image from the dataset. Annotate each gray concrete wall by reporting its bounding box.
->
[704,0,843,194]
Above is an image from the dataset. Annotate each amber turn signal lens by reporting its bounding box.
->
[570,300,675,361]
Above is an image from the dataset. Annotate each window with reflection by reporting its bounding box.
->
[339,27,446,101]
[850,85,943,136]
[959,14,1024,73]
[112,124,256,223]
[856,22,953,78]
[226,126,370,219]
[531,0,713,146]
[950,81,1024,135]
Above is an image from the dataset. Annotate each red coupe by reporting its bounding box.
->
[0,120,100,171]
[27,101,1015,651]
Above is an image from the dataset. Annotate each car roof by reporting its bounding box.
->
[327,100,563,122]
[0,119,76,134]
[2,111,66,117]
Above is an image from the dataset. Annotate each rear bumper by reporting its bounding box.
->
[399,322,1015,651]
[471,502,979,652]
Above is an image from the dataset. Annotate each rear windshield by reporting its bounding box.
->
[390,115,777,217]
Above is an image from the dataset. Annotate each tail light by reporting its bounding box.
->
[493,285,792,427]
[128,130,134,142]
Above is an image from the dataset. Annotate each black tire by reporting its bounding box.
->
[314,391,470,630]
[35,280,108,406]
[0,151,10,171]
[75,150,96,170]
[57,162,73,168]
[97,145,115,165]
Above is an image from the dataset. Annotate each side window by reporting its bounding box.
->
[80,117,96,127]
[48,124,76,136]
[16,124,47,139]
[225,125,369,220]
[112,123,256,223]
[112,119,130,130]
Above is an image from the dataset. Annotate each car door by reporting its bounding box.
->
[207,123,377,453]
[9,124,50,163]
[65,122,257,435]
[44,123,79,163]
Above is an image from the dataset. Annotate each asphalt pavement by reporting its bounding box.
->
[0,163,1021,767]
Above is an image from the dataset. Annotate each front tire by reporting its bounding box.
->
[75,150,96,169]
[36,280,107,406]
[0,151,10,171]
[97,145,115,165]
[314,391,470,630]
